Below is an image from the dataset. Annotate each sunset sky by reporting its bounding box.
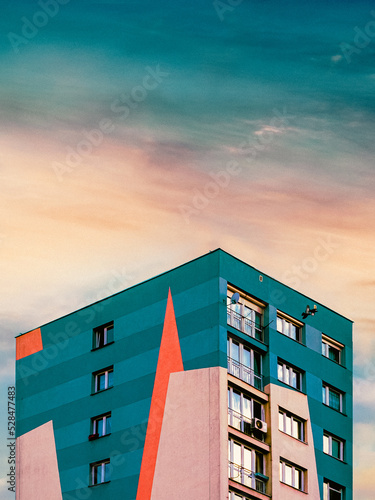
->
[1,0,374,497]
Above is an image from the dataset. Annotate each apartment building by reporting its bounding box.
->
[15,249,353,499]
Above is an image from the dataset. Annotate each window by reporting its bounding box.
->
[323,432,344,461]
[322,383,344,413]
[278,409,305,442]
[277,360,302,391]
[277,314,302,342]
[323,479,344,500]
[322,335,343,365]
[228,438,266,493]
[90,412,111,439]
[227,289,264,341]
[93,322,114,349]
[227,337,263,390]
[90,459,110,485]
[93,366,113,394]
[228,386,264,434]
[279,459,305,491]
[229,492,255,500]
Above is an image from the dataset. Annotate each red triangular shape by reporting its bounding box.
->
[136,288,184,500]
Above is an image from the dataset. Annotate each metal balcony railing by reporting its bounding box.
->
[227,408,265,442]
[228,407,251,433]
[227,309,263,341]
[227,357,263,391]
[228,461,267,494]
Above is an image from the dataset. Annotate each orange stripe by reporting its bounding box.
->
[136,288,184,500]
[16,328,43,360]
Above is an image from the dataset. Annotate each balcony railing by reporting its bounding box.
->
[227,309,263,342]
[228,407,251,432]
[227,408,265,442]
[228,461,267,494]
[227,357,263,391]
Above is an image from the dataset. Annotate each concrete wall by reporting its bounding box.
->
[265,383,320,499]
[16,420,62,500]
[151,367,228,500]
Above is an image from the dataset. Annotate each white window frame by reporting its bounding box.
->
[277,360,302,391]
[322,383,343,413]
[92,412,112,438]
[227,288,264,341]
[227,337,263,389]
[90,459,110,485]
[278,408,305,442]
[323,479,344,499]
[323,432,344,461]
[322,334,343,365]
[228,386,265,431]
[277,314,302,342]
[228,438,265,491]
[93,322,114,349]
[229,492,253,500]
[279,459,305,491]
[93,367,113,393]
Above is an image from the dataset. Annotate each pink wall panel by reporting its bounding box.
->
[151,367,228,500]
[16,421,62,500]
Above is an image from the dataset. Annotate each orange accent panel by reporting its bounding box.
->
[16,328,43,360]
[136,288,184,500]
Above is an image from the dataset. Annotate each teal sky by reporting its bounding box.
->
[1,0,374,496]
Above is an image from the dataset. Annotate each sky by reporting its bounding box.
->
[1,0,374,497]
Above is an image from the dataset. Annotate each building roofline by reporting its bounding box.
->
[16,248,352,338]
[216,248,353,323]
[16,249,219,338]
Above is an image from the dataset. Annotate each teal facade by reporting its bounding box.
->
[16,249,353,499]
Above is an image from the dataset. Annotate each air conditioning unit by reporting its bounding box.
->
[251,418,267,433]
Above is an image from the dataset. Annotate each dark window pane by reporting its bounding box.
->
[330,488,342,500]
[253,401,262,420]
[98,373,106,391]
[329,346,340,363]
[331,438,341,459]
[329,389,341,411]
[253,351,261,375]
[108,370,113,388]
[97,418,104,436]
[106,416,111,434]
[106,325,114,343]
[255,451,263,473]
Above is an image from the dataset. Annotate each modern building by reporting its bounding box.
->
[15,249,353,500]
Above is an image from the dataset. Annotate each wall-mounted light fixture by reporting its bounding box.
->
[302,304,318,319]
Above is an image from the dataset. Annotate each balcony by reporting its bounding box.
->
[228,462,267,494]
[228,408,267,444]
[227,309,263,342]
[227,357,263,391]
[228,407,251,433]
